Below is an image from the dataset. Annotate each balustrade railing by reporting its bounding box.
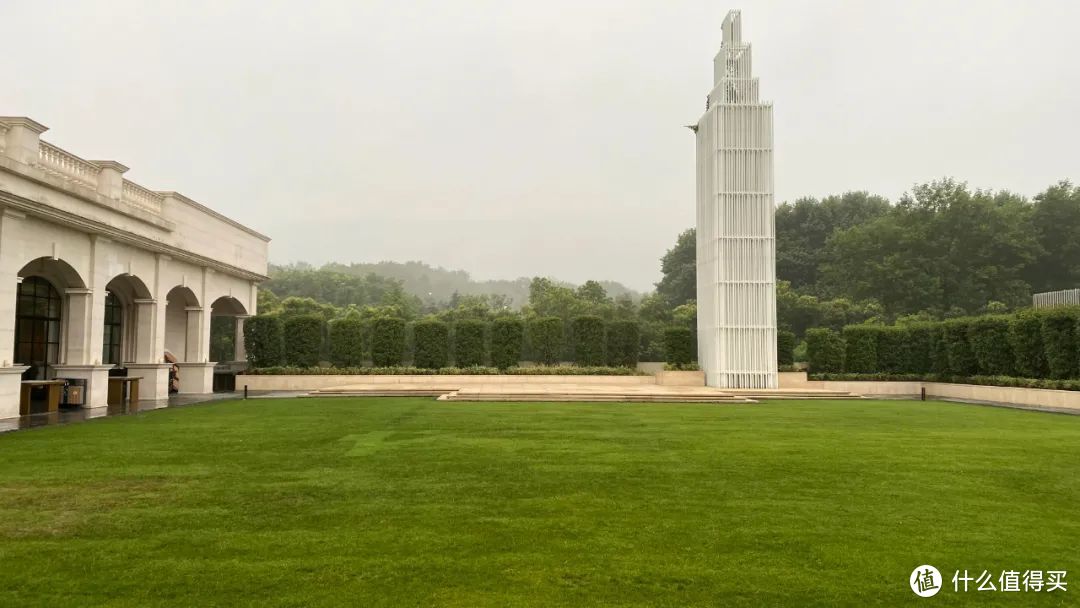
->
[121,179,164,214]
[37,142,101,189]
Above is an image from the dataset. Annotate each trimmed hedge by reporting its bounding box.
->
[1008,310,1047,378]
[943,318,978,376]
[842,325,879,374]
[283,315,323,367]
[528,317,564,366]
[571,316,606,366]
[875,326,910,374]
[371,317,406,367]
[806,328,844,373]
[663,326,695,365]
[328,315,365,367]
[969,316,1013,376]
[244,314,284,368]
[777,330,796,367]
[1042,309,1079,379]
[490,317,524,369]
[605,320,640,367]
[246,365,649,376]
[803,306,1080,381]
[453,320,487,367]
[808,373,1080,392]
[905,323,935,374]
[412,320,449,369]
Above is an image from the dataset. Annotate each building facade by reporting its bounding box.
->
[694,10,778,389]
[0,116,269,419]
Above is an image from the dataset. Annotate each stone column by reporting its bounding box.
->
[234,315,249,363]
[183,306,203,362]
[125,297,169,401]
[54,286,111,410]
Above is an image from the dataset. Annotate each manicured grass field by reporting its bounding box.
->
[0,398,1077,607]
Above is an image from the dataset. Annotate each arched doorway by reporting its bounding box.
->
[164,286,200,363]
[210,296,248,363]
[14,277,62,380]
[102,274,153,368]
[15,257,87,380]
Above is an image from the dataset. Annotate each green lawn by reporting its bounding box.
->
[0,398,1077,607]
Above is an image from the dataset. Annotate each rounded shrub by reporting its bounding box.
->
[969,315,1014,376]
[243,314,284,368]
[283,314,324,368]
[1042,308,1079,379]
[528,317,564,365]
[663,326,695,365]
[412,319,450,369]
[328,315,365,367]
[605,320,640,367]
[806,328,844,373]
[371,317,406,367]
[1008,310,1047,378]
[453,320,487,367]
[490,317,524,369]
[777,329,796,367]
[842,325,879,374]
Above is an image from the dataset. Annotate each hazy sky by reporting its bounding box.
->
[3,0,1078,291]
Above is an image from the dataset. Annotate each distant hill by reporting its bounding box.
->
[270,261,642,308]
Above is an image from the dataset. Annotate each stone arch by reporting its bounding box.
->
[15,257,88,379]
[209,296,248,364]
[164,286,200,363]
[103,274,153,366]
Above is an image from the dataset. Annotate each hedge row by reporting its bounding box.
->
[244,314,649,370]
[245,365,649,376]
[808,373,1080,392]
[805,307,1080,380]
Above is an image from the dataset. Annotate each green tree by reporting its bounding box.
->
[655,229,696,306]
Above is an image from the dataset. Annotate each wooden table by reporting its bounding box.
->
[19,380,67,415]
[107,376,141,407]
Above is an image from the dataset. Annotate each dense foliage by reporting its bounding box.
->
[806,328,844,373]
[605,320,640,367]
[662,327,695,366]
[452,320,487,367]
[243,315,284,368]
[327,314,365,367]
[490,317,524,370]
[528,317,564,365]
[805,307,1080,383]
[282,315,324,367]
[246,365,648,376]
[571,316,606,366]
[777,330,796,367]
[371,317,406,367]
[412,320,450,369]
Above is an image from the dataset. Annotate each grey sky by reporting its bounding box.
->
[3,0,1078,291]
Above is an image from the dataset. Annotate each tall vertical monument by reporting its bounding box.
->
[694,10,777,389]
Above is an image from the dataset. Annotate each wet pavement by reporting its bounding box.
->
[0,392,245,433]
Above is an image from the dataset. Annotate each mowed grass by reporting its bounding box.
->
[0,398,1078,607]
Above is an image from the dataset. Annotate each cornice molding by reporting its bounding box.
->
[0,190,268,283]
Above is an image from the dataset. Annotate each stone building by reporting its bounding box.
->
[694,10,778,389]
[0,116,269,419]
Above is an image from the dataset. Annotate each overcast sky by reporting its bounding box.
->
[3,0,1078,291]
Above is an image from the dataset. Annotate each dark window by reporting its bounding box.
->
[103,291,122,365]
[15,277,61,380]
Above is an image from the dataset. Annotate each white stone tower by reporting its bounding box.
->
[694,9,777,389]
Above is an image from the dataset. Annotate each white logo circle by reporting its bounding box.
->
[910,565,942,597]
